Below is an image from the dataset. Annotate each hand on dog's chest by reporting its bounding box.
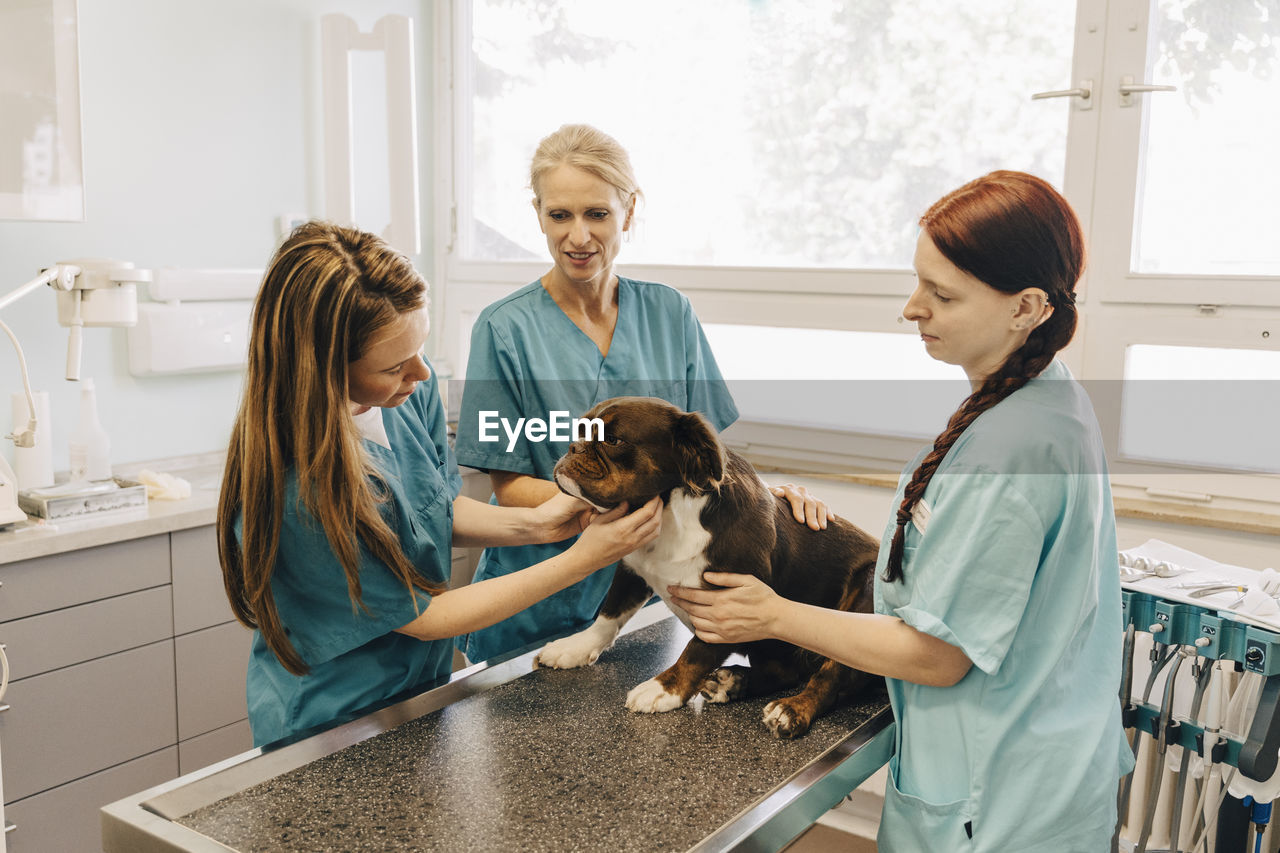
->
[623,491,713,617]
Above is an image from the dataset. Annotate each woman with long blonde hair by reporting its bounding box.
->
[218,221,660,746]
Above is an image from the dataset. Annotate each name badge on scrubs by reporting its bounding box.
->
[910,498,932,535]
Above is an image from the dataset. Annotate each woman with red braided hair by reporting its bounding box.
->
[670,171,1133,852]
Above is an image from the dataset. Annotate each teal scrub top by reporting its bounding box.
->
[243,362,462,747]
[452,277,738,661]
[873,361,1134,853]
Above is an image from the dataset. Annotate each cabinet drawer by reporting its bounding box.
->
[2,586,173,680]
[4,747,177,853]
[0,640,177,802]
[175,621,251,740]
[179,719,253,776]
[171,526,234,634]
[0,535,170,621]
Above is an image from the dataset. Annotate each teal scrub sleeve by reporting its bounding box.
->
[410,358,464,498]
[454,319,537,475]
[272,507,436,668]
[889,467,1045,676]
[681,299,739,432]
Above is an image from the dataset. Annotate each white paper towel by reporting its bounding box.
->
[10,390,54,490]
[1121,539,1280,631]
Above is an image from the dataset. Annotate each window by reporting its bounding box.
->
[1090,0,1280,305]
[1120,345,1280,474]
[437,0,1280,510]
[703,324,966,438]
[462,0,1075,269]
[1134,0,1280,277]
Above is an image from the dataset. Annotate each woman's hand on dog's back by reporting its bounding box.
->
[569,496,664,570]
[769,483,835,531]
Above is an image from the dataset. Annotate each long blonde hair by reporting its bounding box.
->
[217,221,446,675]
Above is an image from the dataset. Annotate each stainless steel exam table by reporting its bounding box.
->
[102,604,893,852]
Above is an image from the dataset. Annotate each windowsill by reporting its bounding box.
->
[752,464,1280,537]
[1109,498,1280,537]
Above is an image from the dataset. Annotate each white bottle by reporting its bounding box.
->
[68,379,112,482]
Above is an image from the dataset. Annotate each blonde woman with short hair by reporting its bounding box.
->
[451,124,758,665]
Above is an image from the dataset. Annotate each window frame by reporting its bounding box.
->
[1088,0,1280,309]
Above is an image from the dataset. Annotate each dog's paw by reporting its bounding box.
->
[762,698,814,739]
[625,678,685,713]
[700,667,746,704]
[535,634,604,669]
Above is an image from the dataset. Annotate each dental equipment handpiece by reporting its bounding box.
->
[1121,622,1137,716]
[1189,766,1239,853]
[1116,621,1138,848]
[1120,634,1177,832]
[1169,659,1215,853]
[1136,648,1186,853]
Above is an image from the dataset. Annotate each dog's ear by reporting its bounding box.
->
[671,410,726,495]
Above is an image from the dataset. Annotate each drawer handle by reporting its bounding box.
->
[4,822,15,834]
[0,642,9,704]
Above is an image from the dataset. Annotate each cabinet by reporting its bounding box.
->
[0,527,251,853]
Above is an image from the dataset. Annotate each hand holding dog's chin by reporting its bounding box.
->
[531,492,594,543]
[567,496,663,572]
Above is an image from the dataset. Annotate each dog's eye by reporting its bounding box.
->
[603,435,623,446]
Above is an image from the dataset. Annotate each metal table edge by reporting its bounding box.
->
[693,708,894,852]
[100,603,893,853]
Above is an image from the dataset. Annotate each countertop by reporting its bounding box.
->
[0,453,226,565]
[103,605,893,852]
[0,456,493,566]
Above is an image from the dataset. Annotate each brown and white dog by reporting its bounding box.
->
[539,396,880,738]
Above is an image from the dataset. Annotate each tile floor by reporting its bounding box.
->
[785,824,877,852]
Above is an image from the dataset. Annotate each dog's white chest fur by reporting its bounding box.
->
[623,490,711,633]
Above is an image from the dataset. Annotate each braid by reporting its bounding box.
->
[885,170,1082,584]
[883,307,1072,583]
[884,379,1019,582]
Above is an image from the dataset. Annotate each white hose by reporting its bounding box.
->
[0,643,10,704]
[0,317,37,445]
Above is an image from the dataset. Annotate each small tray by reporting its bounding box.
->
[18,478,148,520]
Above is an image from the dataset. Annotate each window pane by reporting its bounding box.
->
[703,324,967,437]
[1135,1,1280,276]
[1120,345,1280,473]
[468,0,1074,268]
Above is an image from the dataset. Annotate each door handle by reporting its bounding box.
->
[1031,80,1093,111]
[1119,75,1177,106]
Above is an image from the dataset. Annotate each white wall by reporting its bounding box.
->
[0,0,433,471]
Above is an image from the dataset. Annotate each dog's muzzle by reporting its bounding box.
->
[553,446,614,511]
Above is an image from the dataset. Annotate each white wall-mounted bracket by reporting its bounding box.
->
[321,14,421,256]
